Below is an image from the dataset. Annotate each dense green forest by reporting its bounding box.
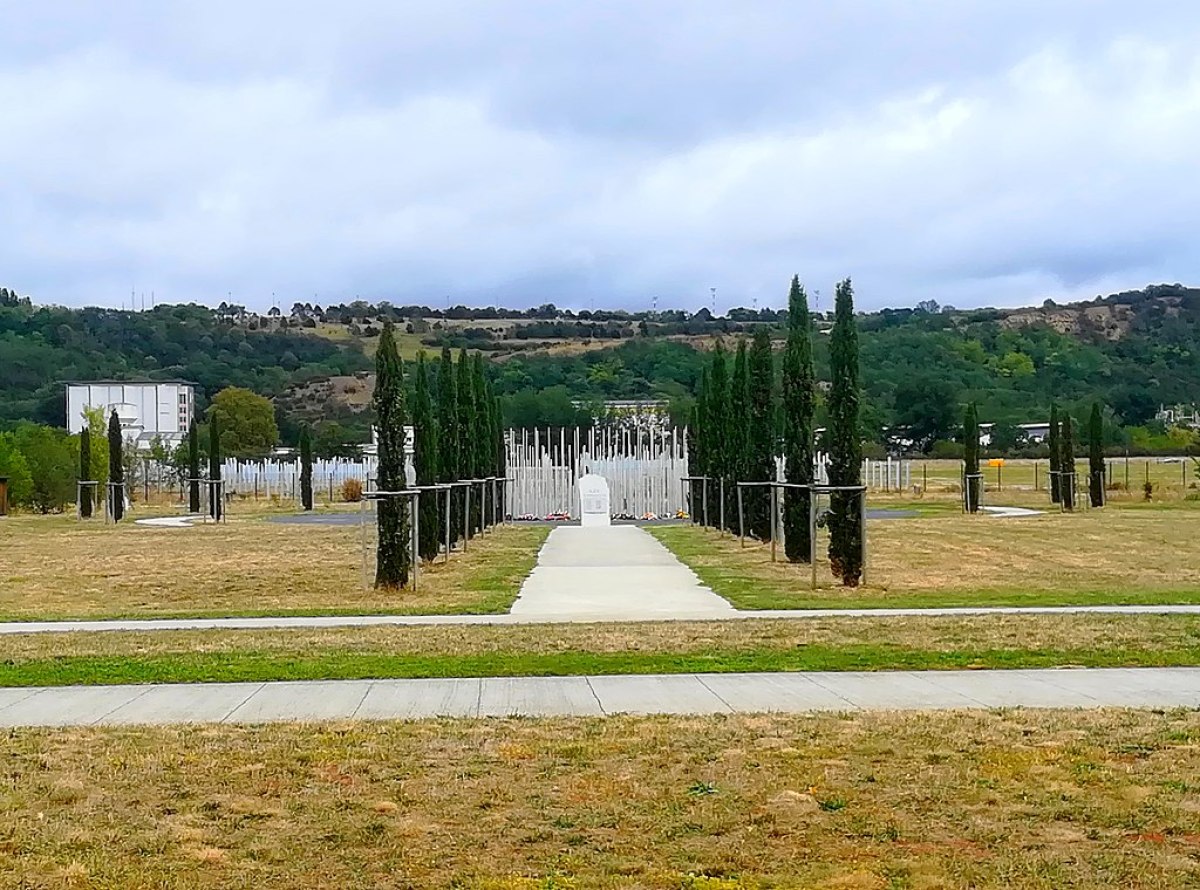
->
[0,299,370,426]
[2,284,1198,454]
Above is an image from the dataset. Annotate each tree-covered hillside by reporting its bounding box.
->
[1,300,371,427]
[2,284,1198,454]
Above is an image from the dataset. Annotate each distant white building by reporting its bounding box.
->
[66,380,196,451]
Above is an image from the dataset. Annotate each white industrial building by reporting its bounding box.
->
[66,380,196,451]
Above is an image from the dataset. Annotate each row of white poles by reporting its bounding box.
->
[207,433,911,511]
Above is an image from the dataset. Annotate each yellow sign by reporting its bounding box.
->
[988,458,1006,467]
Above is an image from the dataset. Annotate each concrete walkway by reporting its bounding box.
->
[4,604,1200,635]
[509,526,736,619]
[2,667,1197,727]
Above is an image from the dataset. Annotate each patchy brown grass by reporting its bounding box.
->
[0,516,547,620]
[654,505,1200,608]
[4,710,1200,887]
[4,614,1199,662]
[910,457,1199,499]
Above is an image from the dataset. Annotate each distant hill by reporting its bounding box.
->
[3,284,1198,448]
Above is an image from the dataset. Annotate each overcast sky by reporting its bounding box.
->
[3,2,1198,313]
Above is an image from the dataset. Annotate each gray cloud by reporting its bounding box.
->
[2,1,1198,312]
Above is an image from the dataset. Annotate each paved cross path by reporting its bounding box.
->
[1,668,1196,727]
[509,526,736,619]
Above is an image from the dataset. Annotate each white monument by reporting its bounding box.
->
[578,474,611,527]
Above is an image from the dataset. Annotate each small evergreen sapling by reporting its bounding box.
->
[107,410,125,521]
[79,427,93,518]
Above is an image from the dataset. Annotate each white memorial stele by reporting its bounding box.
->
[577,474,612,527]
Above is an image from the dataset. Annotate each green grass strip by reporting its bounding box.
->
[4,644,1200,687]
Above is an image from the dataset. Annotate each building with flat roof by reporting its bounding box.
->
[66,380,196,451]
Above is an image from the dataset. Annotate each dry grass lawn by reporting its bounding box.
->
[653,505,1200,608]
[5,614,1199,662]
[4,710,1200,887]
[911,456,1199,499]
[0,515,548,620]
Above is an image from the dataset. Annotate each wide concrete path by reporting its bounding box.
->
[5,604,1200,635]
[1,668,1197,727]
[508,526,737,619]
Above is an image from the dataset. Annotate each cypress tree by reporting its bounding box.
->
[79,427,93,518]
[963,402,981,513]
[747,329,776,539]
[299,425,313,510]
[187,420,200,513]
[1089,401,1105,508]
[1048,404,1061,504]
[437,346,460,544]
[374,322,410,587]
[455,350,476,533]
[208,413,222,520]
[729,340,750,532]
[1060,412,1076,512]
[413,352,441,560]
[492,395,507,522]
[692,368,710,524]
[108,409,125,522]
[471,353,490,526]
[782,275,815,562]
[707,343,730,530]
[827,278,863,586]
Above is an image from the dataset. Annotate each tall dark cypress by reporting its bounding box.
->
[471,353,490,527]
[1060,412,1076,512]
[1088,401,1105,508]
[79,427,93,518]
[747,329,776,539]
[455,350,476,533]
[299,425,314,510]
[729,340,750,532]
[1048,404,1062,504]
[707,343,730,530]
[373,322,410,587]
[437,346,461,544]
[413,352,441,560]
[491,395,507,522]
[208,413,222,520]
[692,368,710,524]
[187,420,201,513]
[782,276,815,561]
[827,278,863,586]
[108,409,125,522]
[963,402,981,513]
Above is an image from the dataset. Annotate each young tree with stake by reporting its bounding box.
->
[826,279,863,586]
[299,425,313,511]
[963,402,981,513]
[78,427,93,518]
[1060,412,1076,512]
[108,410,124,521]
[437,346,461,545]
[373,322,410,587]
[729,340,750,532]
[1089,401,1105,508]
[413,352,441,560]
[1048,404,1062,504]
[707,343,730,530]
[782,276,815,562]
[187,421,201,513]
[208,414,222,520]
[455,350,476,533]
[747,329,776,539]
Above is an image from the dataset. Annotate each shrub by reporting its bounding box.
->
[341,478,364,502]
